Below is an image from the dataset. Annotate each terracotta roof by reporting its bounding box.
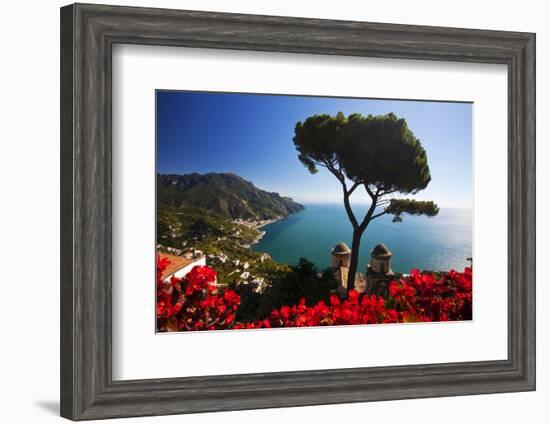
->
[332,242,351,254]
[371,243,391,259]
[159,253,196,280]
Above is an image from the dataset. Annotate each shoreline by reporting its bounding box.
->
[239,230,267,249]
[253,217,280,230]
[245,218,280,248]
[247,215,288,248]
[242,208,306,249]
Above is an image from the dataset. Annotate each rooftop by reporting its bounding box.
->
[332,242,351,254]
[371,243,392,259]
[159,252,196,280]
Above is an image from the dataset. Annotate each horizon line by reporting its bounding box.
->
[296,201,472,210]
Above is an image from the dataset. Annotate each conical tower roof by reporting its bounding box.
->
[332,242,351,255]
[371,243,392,259]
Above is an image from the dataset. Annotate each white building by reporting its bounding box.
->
[159,253,208,283]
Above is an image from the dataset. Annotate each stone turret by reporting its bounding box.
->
[331,242,351,269]
[366,243,394,297]
[330,242,366,295]
[370,243,392,274]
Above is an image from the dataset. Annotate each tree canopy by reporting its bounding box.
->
[294,112,432,195]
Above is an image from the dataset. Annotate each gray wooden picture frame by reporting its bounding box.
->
[60,3,536,421]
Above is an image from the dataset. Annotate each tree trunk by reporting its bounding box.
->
[340,183,376,293]
[346,228,363,291]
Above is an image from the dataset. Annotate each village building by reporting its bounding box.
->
[158,252,209,283]
[165,246,183,256]
[251,277,267,293]
[259,253,271,262]
[207,253,228,264]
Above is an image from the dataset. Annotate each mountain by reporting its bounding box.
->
[157,173,305,220]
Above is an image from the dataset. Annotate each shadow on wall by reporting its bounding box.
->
[35,401,59,416]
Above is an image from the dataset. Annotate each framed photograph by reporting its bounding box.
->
[60,3,535,420]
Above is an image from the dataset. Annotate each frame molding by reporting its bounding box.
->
[60,3,535,420]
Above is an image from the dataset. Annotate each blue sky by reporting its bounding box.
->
[157,91,472,209]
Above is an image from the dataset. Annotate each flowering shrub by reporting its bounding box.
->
[387,268,472,322]
[156,256,240,331]
[157,255,472,332]
[231,291,402,329]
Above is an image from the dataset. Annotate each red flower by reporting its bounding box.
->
[329,295,340,307]
[347,290,360,303]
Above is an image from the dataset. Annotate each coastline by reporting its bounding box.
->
[245,214,292,248]
[253,217,280,230]
[240,208,306,249]
[245,218,281,248]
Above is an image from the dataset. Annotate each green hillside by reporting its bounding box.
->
[157,205,260,249]
[157,172,304,220]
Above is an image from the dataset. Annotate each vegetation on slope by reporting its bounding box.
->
[158,172,304,220]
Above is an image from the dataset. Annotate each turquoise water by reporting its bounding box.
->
[252,203,472,273]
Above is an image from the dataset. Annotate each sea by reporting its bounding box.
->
[251,203,472,273]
